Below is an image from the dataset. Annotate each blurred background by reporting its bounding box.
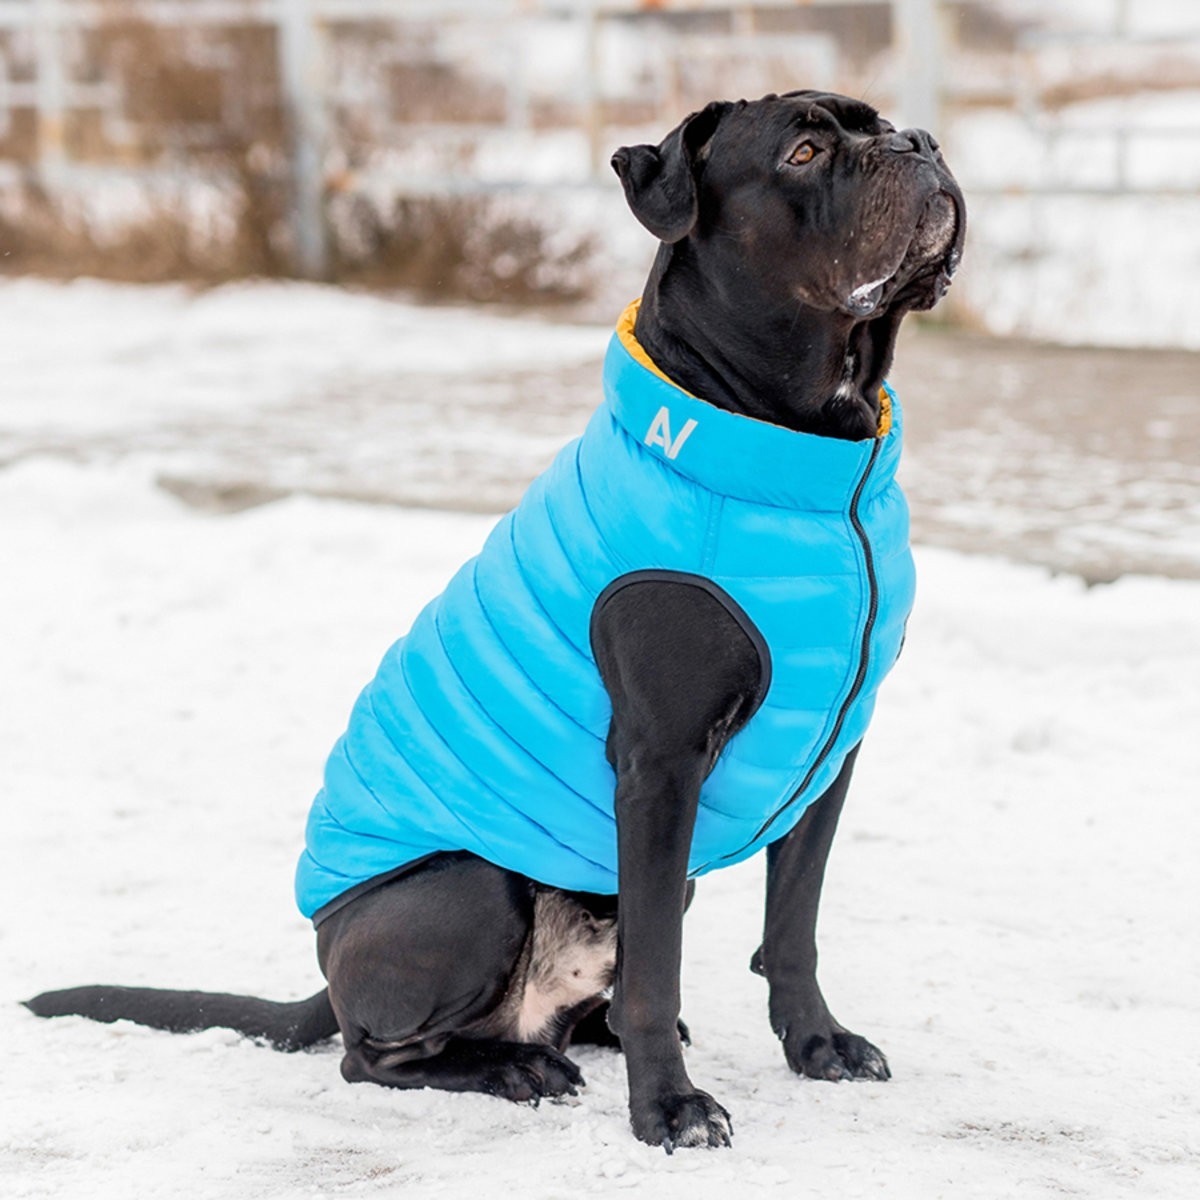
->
[1,0,1198,579]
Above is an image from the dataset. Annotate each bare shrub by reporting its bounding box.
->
[330,191,596,304]
[0,180,201,280]
[389,60,507,125]
[0,11,601,303]
[0,12,290,282]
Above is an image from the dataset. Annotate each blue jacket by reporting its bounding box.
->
[296,302,915,922]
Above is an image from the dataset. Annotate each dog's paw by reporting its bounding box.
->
[783,1028,891,1082]
[480,1044,584,1104]
[630,1090,733,1152]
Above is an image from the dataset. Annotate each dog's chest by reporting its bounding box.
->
[512,891,617,1043]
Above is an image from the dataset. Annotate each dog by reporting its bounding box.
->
[26,91,964,1152]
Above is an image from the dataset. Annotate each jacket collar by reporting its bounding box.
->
[603,301,903,513]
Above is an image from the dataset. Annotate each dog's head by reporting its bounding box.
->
[612,92,965,322]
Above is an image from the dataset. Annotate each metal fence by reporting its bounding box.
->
[1,0,1198,281]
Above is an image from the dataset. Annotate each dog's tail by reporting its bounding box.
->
[22,985,338,1051]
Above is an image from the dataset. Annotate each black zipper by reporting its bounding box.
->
[712,437,884,863]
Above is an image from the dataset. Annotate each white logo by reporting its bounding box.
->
[644,406,698,460]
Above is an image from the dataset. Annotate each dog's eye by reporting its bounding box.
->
[787,141,817,166]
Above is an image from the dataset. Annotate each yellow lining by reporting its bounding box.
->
[616,299,696,396]
[616,297,892,439]
[876,386,892,438]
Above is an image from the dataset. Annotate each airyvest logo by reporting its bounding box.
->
[644,406,698,460]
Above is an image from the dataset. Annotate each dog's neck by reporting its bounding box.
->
[633,243,906,441]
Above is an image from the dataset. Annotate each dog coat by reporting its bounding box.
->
[296,301,915,923]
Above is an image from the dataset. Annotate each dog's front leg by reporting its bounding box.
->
[593,577,763,1150]
[609,751,731,1150]
[751,745,891,1082]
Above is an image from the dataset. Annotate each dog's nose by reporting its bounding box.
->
[887,128,940,159]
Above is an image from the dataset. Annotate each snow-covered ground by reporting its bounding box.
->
[3,279,1198,582]
[2,282,1198,1197]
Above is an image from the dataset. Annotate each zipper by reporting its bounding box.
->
[710,437,884,864]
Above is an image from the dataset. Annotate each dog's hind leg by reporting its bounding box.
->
[750,745,891,1082]
[341,1035,583,1102]
[317,852,585,1101]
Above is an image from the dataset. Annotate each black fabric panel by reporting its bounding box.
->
[588,568,772,721]
[310,852,439,928]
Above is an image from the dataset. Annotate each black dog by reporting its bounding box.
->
[27,92,964,1151]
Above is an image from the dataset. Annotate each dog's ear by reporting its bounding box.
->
[611,102,731,243]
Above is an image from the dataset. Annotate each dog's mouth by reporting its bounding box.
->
[843,189,963,318]
[907,189,959,267]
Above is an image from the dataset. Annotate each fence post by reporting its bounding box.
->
[582,0,603,180]
[276,0,329,279]
[34,0,67,186]
[892,0,944,134]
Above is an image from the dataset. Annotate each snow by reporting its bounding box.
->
[2,456,1198,1197]
[2,280,1198,1196]
[0,277,609,441]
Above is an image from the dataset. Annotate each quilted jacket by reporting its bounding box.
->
[296,302,915,923]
